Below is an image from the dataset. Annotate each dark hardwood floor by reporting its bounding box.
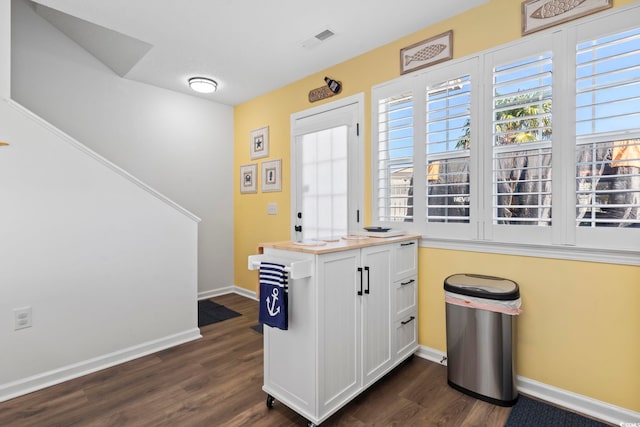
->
[0,293,512,426]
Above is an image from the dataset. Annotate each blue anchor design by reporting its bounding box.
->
[266,288,280,316]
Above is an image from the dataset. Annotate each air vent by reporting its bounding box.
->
[315,29,335,41]
[302,28,336,49]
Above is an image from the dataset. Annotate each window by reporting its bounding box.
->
[575,28,640,228]
[371,4,640,259]
[376,92,414,222]
[299,126,349,239]
[426,76,471,224]
[492,53,553,226]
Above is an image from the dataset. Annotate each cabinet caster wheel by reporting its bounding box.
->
[266,394,275,409]
[306,422,317,427]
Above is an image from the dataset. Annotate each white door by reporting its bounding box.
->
[291,94,364,241]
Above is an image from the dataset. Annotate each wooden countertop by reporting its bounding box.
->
[258,234,421,255]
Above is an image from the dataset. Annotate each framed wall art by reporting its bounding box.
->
[521,0,612,36]
[240,163,257,194]
[261,159,282,193]
[400,30,453,75]
[250,126,269,160]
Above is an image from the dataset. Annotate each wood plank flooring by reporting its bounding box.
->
[0,293,512,426]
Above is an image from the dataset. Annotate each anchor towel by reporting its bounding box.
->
[258,262,288,330]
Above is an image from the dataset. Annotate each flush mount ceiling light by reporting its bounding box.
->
[188,77,217,93]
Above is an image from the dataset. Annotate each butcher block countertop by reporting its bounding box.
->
[258,234,421,255]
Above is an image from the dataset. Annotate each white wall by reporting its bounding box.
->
[10,0,234,296]
[0,98,200,400]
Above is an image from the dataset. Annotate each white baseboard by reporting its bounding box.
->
[416,345,640,425]
[0,329,201,403]
[232,286,257,300]
[415,345,448,366]
[198,286,236,300]
[198,285,257,301]
[517,376,640,425]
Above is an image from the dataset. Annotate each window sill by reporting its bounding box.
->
[419,237,640,266]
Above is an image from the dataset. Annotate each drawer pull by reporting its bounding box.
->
[400,242,415,247]
[401,279,415,286]
[401,316,415,325]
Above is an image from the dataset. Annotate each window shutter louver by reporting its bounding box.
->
[426,76,471,223]
[576,28,640,228]
[492,53,553,226]
[376,93,414,222]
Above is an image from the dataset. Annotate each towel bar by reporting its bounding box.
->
[248,255,313,280]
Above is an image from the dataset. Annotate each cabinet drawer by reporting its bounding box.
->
[395,276,417,320]
[393,240,417,280]
[395,312,418,359]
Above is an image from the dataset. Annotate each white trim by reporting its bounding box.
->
[416,345,640,425]
[517,376,640,425]
[199,285,258,301]
[198,286,236,300]
[419,236,640,266]
[231,286,258,300]
[415,345,448,366]
[290,93,365,240]
[0,329,201,403]
[5,99,201,223]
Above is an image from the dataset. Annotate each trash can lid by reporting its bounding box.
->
[444,274,520,300]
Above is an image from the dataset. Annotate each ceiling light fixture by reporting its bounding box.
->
[188,77,217,93]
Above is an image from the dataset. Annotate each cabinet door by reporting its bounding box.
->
[393,240,418,281]
[361,245,393,386]
[317,249,361,415]
[395,275,417,321]
[395,311,418,361]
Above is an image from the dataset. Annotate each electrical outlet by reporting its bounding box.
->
[267,203,278,215]
[14,307,32,331]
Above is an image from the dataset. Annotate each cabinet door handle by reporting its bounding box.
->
[400,241,415,247]
[401,279,415,286]
[364,266,370,294]
[401,316,415,325]
[357,267,363,296]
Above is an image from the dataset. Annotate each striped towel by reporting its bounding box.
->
[258,262,288,330]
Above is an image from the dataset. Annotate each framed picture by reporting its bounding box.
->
[250,126,269,160]
[240,163,257,194]
[261,159,282,193]
[521,0,612,36]
[400,30,453,75]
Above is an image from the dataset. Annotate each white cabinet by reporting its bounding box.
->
[256,238,418,426]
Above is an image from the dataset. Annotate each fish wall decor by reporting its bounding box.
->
[522,0,612,35]
[400,30,453,75]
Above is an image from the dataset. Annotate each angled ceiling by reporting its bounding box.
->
[30,0,488,106]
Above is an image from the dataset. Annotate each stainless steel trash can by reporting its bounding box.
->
[444,274,520,406]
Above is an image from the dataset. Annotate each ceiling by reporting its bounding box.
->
[29,0,488,106]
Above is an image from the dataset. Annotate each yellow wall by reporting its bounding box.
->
[420,249,640,410]
[234,0,640,411]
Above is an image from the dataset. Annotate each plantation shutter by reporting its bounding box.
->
[426,76,471,223]
[376,92,414,222]
[575,27,640,228]
[492,53,553,226]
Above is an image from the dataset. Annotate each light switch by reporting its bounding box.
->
[267,203,278,215]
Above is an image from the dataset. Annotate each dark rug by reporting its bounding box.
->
[197,300,241,327]
[250,324,263,334]
[505,396,609,427]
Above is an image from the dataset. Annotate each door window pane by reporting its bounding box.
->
[300,126,349,239]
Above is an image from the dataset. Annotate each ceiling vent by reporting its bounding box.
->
[315,29,335,41]
[302,28,336,49]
